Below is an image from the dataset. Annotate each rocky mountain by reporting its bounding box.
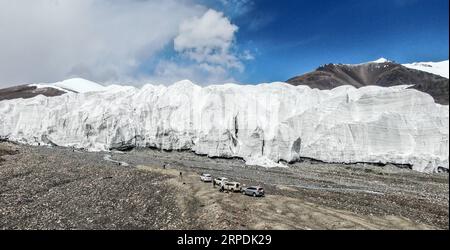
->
[0,84,67,101]
[287,59,449,105]
[0,78,105,101]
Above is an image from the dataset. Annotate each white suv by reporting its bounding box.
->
[223,181,242,192]
[214,177,228,186]
[200,173,212,182]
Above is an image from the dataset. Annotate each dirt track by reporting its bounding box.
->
[137,165,435,230]
[0,142,448,229]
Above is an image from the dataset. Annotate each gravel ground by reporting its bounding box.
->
[0,142,190,229]
[114,148,449,229]
[0,142,448,229]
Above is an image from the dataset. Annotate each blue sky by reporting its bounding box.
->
[0,0,448,86]
[209,0,449,83]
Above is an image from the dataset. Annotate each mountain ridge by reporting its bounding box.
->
[287,59,449,105]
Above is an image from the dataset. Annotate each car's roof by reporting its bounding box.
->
[202,174,211,176]
[248,186,262,189]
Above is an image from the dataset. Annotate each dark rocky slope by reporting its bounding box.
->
[0,85,67,101]
[287,61,449,105]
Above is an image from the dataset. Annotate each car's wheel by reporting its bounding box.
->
[253,193,256,197]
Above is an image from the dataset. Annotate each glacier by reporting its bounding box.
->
[403,60,449,79]
[0,80,448,173]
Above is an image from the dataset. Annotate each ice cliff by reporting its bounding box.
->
[0,80,448,173]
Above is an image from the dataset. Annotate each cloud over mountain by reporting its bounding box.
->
[0,0,249,87]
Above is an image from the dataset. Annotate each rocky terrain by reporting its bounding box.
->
[0,78,107,101]
[287,60,449,105]
[0,85,66,101]
[1,142,448,230]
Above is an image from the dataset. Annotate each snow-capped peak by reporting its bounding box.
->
[402,60,449,79]
[343,58,392,66]
[29,78,106,93]
[371,58,391,64]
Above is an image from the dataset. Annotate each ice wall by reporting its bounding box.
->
[0,80,448,173]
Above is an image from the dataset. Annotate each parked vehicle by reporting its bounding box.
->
[200,173,212,182]
[214,177,229,186]
[222,181,242,192]
[242,186,265,197]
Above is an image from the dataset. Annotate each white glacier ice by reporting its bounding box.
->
[403,60,449,79]
[0,79,448,173]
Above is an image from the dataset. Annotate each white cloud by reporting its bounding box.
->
[139,8,249,86]
[0,0,204,87]
[0,1,251,87]
[174,9,243,71]
[240,50,255,60]
[219,0,254,17]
